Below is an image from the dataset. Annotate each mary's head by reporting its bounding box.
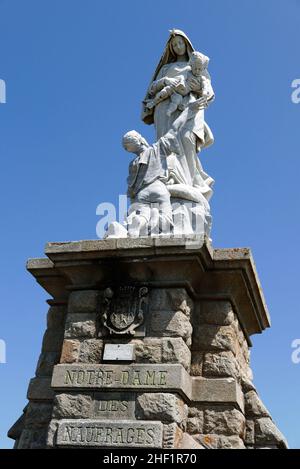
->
[169,33,188,60]
[165,29,194,64]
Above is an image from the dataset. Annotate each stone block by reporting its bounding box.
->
[245,419,255,445]
[178,432,204,449]
[18,428,48,449]
[255,417,287,447]
[200,301,235,326]
[194,433,245,449]
[162,338,191,370]
[203,351,239,379]
[60,339,80,363]
[42,327,64,353]
[25,402,53,428]
[192,377,244,412]
[56,419,163,448]
[149,310,192,342]
[36,351,60,377]
[46,419,59,448]
[150,288,192,316]
[93,392,135,419]
[186,411,204,435]
[204,407,245,437]
[135,337,191,370]
[187,406,204,434]
[65,313,96,338]
[68,290,98,313]
[53,393,92,419]
[241,375,256,393]
[134,338,162,364]
[136,393,187,425]
[51,363,192,400]
[190,352,205,376]
[78,339,103,363]
[163,422,183,448]
[245,390,270,418]
[192,324,238,355]
[27,377,54,401]
[47,305,66,329]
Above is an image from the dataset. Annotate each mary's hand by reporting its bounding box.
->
[164,77,180,87]
[189,97,208,111]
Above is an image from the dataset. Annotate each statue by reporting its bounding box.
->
[105,29,214,239]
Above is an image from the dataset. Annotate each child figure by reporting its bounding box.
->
[146,51,211,117]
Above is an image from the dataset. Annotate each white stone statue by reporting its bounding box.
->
[105,29,215,239]
[142,29,215,205]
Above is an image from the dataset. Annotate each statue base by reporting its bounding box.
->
[8,237,287,449]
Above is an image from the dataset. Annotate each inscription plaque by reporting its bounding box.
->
[93,392,135,419]
[103,343,135,361]
[51,364,191,399]
[56,419,163,448]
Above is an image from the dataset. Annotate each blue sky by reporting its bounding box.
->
[0,0,300,448]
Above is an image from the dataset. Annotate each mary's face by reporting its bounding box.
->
[171,35,186,57]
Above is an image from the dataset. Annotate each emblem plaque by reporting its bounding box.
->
[101,286,148,335]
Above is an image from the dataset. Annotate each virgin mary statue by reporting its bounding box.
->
[141,29,215,204]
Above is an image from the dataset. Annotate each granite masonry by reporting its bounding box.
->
[8,237,288,449]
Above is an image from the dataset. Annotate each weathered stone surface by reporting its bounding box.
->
[255,417,287,447]
[94,392,135,419]
[134,338,191,370]
[60,339,80,363]
[150,288,192,316]
[187,416,204,434]
[200,301,235,326]
[65,313,96,338]
[149,310,192,343]
[134,338,162,364]
[194,433,245,449]
[163,422,183,448]
[36,351,60,376]
[68,290,98,313]
[241,375,256,393]
[204,407,245,437]
[187,406,204,434]
[56,419,163,447]
[46,419,59,448]
[203,351,239,378]
[52,363,192,399]
[192,377,244,412]
[162,338,191,370]
[245,390,270,418]
[27,377,54,401]
[235,321,246,346]
[53,393,92,419]
[245,419,255,445]
[42,327,64,353]
[47,305,66,329]
[79,339,103,363]
[192,324,237,355]
[179,432,204,449]
[25,402,53,427]
[136,393,187,425]
[190,352,205,376]
[17,428,48,449]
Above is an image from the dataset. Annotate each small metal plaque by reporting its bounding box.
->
[103,344,135,362]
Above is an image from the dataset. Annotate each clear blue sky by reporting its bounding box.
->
[0,0,299,449]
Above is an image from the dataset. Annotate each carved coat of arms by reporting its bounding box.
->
[101,286,148,335]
